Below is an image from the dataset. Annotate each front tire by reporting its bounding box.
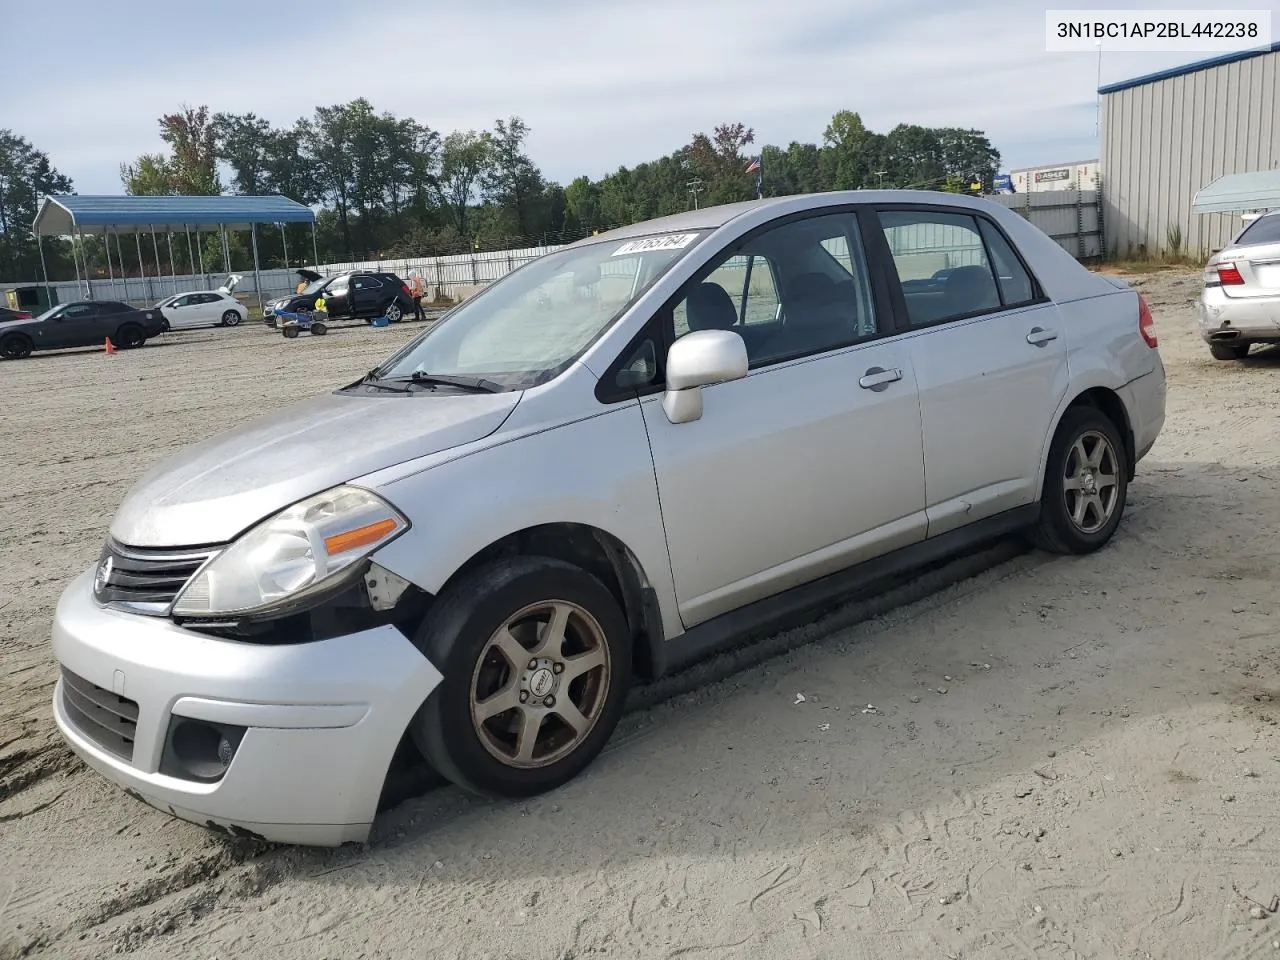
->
[1031,406,1128,555]
[410,557,632,799]
[115,324,145,349]
[282,325,300,339]
[0,334,33,360]
[1209,341,1250,361]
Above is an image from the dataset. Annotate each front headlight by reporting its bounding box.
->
[172,485,408,618]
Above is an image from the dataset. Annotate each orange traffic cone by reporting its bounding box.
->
[104,337,116,354]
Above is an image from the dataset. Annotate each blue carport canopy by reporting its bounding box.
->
[1192,170,1280,214]
[33,194,314,235]
[30,195,318,310]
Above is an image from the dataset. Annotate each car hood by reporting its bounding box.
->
[110,389,521,547]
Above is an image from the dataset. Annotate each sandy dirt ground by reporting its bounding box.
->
[3,274,1280,959]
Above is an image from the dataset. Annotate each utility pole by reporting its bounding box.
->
[687,178,705,210]
[875,170,887,189]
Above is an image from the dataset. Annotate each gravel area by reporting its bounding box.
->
[3,273,1280,959]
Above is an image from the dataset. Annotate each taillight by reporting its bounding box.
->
[16,312,31,320]
[1138,294,1157,348]
[402,283,412,297]
[1216,263,1245,285]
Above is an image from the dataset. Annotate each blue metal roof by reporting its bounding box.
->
[1193,169,1280,213]
[1099,42,1280,95]
[33,194,315,235]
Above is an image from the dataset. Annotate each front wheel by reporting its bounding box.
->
[309,321,327,336]
[282,325,300,339]
[0,334,32,360]
[1031,406,1128,555]
[410,557,632,799]
[1209,341,1250,361]
[221,310,242,327]
[115,324,145,349]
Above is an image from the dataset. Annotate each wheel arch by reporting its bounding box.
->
[433,522,665,682]
[1036,383,1136,501]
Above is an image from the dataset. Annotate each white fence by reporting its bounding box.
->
[11,191,1101,307]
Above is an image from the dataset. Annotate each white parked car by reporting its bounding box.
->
[155,275,247,330]
[51,191,1166,846]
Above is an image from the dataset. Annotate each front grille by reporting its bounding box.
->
[60,668,139,761]
[94,540,220,615]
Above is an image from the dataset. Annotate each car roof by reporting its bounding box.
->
[574,190,1033,246]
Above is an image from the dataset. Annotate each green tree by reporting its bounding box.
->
[481,117,545,242]
[689,122,756,205]
[438,130,492,237]
[120,154,175,196]
[0,129,74,280]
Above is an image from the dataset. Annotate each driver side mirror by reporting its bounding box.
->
[662,330,748,424]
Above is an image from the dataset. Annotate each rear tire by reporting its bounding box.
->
[0,334,32,360]
[1031,406,1128,555]
[310,322,327,336]
[282,325,300,339]
[1209,341,1249,361]
[384,302,403,323]
[221,310,241,327]
[410,557,632,799]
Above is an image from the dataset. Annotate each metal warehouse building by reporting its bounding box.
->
[1100,41,1280,258]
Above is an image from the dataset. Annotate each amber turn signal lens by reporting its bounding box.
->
[324,518,399,556]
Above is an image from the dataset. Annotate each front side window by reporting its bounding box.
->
[671,212,877,367]
[373,231,708,390]
[877,210,1001,326]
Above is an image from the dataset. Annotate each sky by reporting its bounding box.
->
[2,0,1251,195]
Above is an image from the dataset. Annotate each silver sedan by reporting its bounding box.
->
[1197,211,1280,360]
[51,190,1166,845]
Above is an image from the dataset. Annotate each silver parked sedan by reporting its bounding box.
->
[1198,210,1280,359]
[51,191,1166,845]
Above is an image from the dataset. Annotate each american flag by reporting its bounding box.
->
[744,157,761,174]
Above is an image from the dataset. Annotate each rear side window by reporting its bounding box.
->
[1234,215,1280,246]
[977,220,1036,306]
[877,210,1001,327]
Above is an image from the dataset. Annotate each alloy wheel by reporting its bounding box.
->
[468,600,612,769]
[1063,430,1120,535]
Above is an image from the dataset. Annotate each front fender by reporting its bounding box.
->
[362,403,683,642]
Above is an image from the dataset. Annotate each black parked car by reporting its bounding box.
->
[0,301,166,360]
[0,306,34,323]
[262,270,417,327]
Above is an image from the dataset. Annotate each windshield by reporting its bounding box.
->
[155,296,179,308]
[34,305,65,322]
[373,231,707,390]
[298,277,329,296]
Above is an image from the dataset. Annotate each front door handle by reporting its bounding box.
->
[859,366,903,391]
[1026,327,1058,346]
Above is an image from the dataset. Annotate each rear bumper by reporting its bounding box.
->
[51,569,441,845]
[1121,361,1166,466]
[1197,287,1280,341]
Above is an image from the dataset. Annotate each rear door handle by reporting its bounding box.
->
[859,366,903,391]
[1026,327,1058,346]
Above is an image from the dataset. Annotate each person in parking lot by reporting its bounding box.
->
[409,271,426,321]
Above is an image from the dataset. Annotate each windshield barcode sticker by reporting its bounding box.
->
[611,234,699,256]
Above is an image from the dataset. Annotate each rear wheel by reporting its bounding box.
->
[310,321,327,336]
[221,310,241,327]
[410,557,631,799]
[115,324,145,349]
[384,301,403,323]
[1209,341,1250,361]
[282,325,300,339]
[1031,406,1128,555]
[0,334,32,360]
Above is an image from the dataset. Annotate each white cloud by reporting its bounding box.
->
[7,0,1228,192]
